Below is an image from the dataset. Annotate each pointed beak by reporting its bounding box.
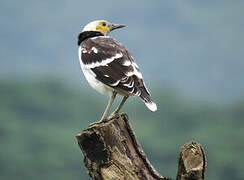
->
[110,24,126,31]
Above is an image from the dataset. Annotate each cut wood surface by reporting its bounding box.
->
[76,113,206,180]
[176,141,206,180]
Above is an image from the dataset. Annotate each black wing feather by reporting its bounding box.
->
[80,36,150,97]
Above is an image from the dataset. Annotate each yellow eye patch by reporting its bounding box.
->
[96,23,109,31]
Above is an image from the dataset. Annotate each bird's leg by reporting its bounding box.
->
[98,91,117,123]
[109,95,128,119]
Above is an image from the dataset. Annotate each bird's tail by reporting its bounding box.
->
[139,88,157,112]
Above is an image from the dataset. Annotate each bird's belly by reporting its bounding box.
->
[81,65,113,95]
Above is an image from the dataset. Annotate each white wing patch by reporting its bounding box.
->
[91,47,98,53]
[81,47,87,53]
[84,53,123,69]
[132,64,143,79]
[122,60,131,66]
[132,61,139,69]
[123,79,134,88]
[109,80,120,86]
[125,63,143,79]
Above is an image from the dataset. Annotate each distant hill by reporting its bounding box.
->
[0,79,243,180]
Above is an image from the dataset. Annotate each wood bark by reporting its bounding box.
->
[76,113,206,180]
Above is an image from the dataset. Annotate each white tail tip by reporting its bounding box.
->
[145,101,157,112]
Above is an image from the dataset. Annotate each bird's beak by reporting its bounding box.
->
[110,24,126,31]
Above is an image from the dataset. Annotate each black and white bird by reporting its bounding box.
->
[77,20,157,122]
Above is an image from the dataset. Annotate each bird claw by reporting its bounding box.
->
[108,112,119,120]
[88,118,108,127]
[88,112,121,127]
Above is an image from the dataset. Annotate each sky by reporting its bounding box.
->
[1,0,244,103]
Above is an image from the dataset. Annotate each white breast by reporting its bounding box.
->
[78,47,113,95]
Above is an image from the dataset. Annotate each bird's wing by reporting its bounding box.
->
[80,36,150,97]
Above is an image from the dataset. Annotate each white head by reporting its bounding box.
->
[82,20,125,36]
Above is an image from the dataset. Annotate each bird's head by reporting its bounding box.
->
[82,20,125,36]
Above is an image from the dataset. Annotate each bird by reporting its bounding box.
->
[77,20,157,123]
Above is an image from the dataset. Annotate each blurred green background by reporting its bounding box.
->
[1,1,244,180]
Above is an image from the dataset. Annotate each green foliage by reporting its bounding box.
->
[0,79,243,180]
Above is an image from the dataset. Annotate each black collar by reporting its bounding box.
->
[77,31,104,46]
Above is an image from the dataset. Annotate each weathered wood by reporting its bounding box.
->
[76,113,206,180]
[176,141,206,180]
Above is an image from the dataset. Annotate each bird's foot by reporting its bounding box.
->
[88,113,121,127]
[108,112,120,120]
[88,121,102,127]
[88,117,108,127]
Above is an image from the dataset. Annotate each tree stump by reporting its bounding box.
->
[76,113,206,180]
[176,141,206,180]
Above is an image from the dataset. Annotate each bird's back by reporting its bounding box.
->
[79,36,157,111]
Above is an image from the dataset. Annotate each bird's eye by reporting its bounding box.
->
[102,22,106,26]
